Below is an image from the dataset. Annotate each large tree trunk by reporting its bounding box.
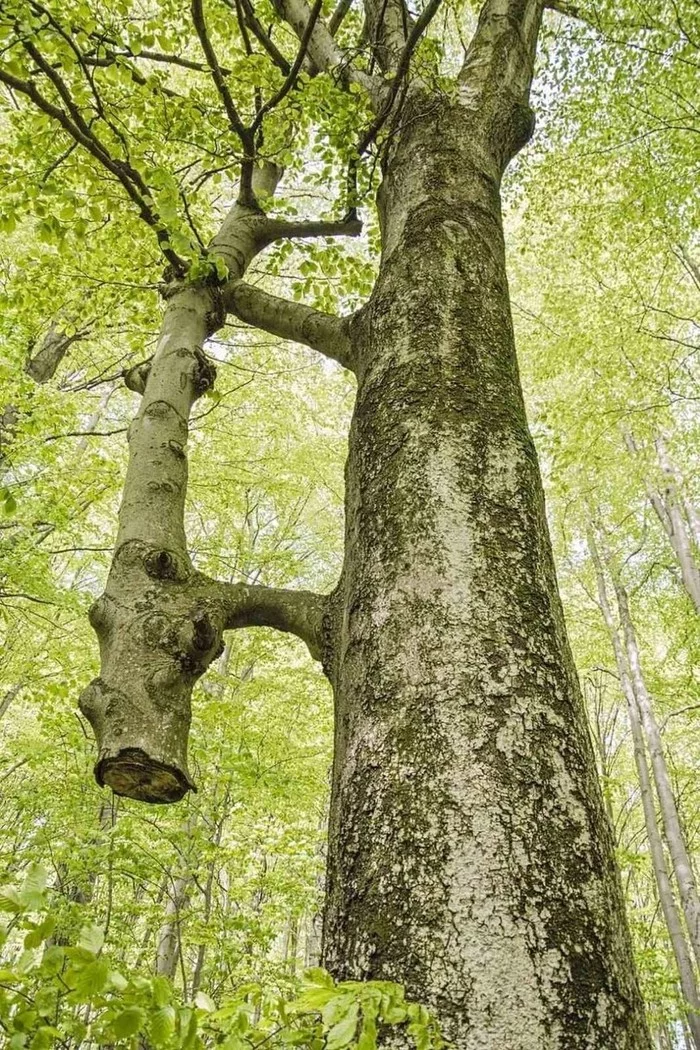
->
[320,54,650,1045]
[57,0,652,1041]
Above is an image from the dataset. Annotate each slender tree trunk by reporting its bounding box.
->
[319,5,650,1041]
[586,674,619,827]
[155,870,192,982]
[0,683,22,721]
[624,432,700,615]
[191,788,230,997]
[155,813,199,984]
[655,435,700,562]
[79,164,331,802]
[589,533,700,1049]
[603,547,700,973]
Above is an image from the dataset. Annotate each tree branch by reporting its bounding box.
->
[305,0,354,76]
[272,0,380,100]
[357,0,443,154]
[457,0,544,164]
[264,215,363,240]
[191,0,256,201]
[328,0,354,36]
[26,322,91,384]
[191,0,249,142]
[363,0,411,74]
[0,66,186,271]
[223,280,354,369]
[544,0,582,18]
[216,580,327,660]
[229,0,292,75]
[251,0,324,134]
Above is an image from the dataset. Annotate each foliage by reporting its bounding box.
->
[0,0,698,1045]
[0,865,443,1050]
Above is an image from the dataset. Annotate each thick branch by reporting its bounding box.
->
[544,0,582,17]
[329,0,354,36]
[26,323,90,384]
[273,0,380,100]
[224,281,354,369]
[251,0,324,134]
[457,0,544,164]
[358,0,443,153]
[363,0,410,74]
[217,581,327,660]
[264,215,363,240]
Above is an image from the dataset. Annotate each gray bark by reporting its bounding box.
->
[79,165,334,802]
[589,532,700,1049]
[0,683,23,721]
[25,321,89,384]
[316,2,650,1044]
[155,871,192,982]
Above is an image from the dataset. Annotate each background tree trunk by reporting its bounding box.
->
[624,432,700,615]
[599,537,700,972]
[589,531,700,1049]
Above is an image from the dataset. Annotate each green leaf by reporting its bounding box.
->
[107,970,128,992]
[194,990,216,1012]
[150,1005,176,1045]
[19,864,47,909]
[40,946,65,976]
[303,968,334,987]
[153,974,171,1007]
[30,1028,61,1050]
[325,1003,359,1050]
[0,886,22,912]
[321,994,354,1028]
[78,923,104,956]
[112,1006,147,1039]
[72,957,110,999]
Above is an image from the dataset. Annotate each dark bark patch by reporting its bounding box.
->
[192,348,217,398]
[96,747,195,803]
[144,548,187,581]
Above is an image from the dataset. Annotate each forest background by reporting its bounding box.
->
[0,0,698,1047]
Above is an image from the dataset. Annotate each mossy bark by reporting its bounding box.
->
[320,88,651,1048]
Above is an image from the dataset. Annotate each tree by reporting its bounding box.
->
[588,528,700,1049]
[0,0,654,1044]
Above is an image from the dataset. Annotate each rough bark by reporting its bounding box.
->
[589,532,700,1049]
[25,322,89,384]
[317,3,651,1044]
